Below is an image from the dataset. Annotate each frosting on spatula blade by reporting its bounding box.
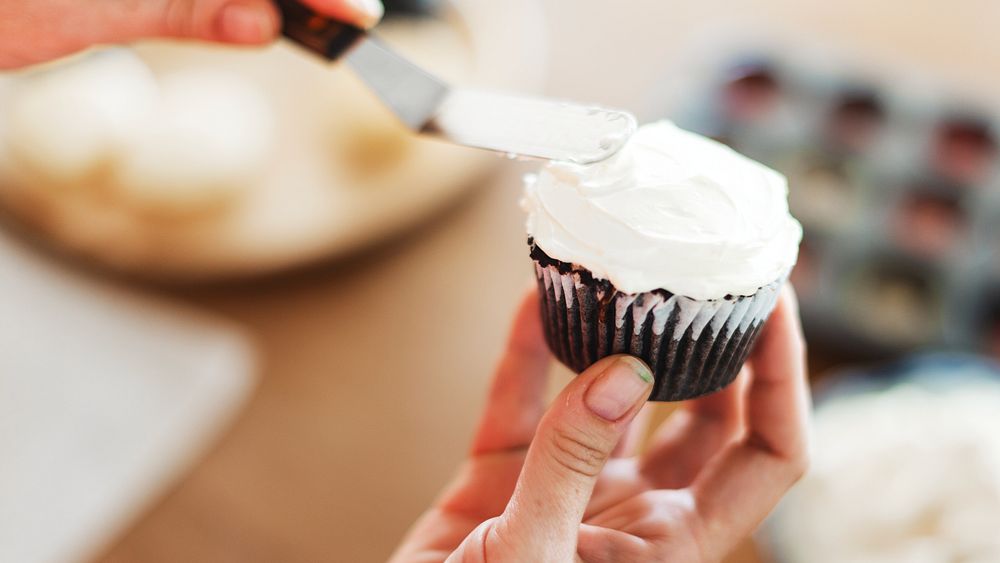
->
[428,89,637,164]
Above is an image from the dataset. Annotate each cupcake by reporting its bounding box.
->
[523,120,802,401]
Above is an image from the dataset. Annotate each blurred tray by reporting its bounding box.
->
[0,0,546,282]
[657,38,1000,361]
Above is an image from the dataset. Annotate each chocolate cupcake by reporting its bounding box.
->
[523,121,801,401]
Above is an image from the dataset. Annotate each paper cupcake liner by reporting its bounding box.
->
[532,249,783,402]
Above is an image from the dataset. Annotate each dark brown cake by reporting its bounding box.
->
[531,240,782,401]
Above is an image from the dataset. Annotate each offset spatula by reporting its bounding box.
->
[274,0,636,164]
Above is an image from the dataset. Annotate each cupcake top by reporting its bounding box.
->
[523,120,802,299]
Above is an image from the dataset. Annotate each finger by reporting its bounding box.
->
[469,288,551,455]
[638,367,750,488]
[577,524,649,563]
[0,0,385,70]
[690,287,811,560]
[581,490,700,562]
[388,507,485,563]
[435,291,548,521]
[584,488,694,536]
[742,286,811,459]
[583,458,644,521]
[0,0,280,69]
[442,517,500,563]
[611,403,653,458]
[495,355,653,562]
[3,0,277,69]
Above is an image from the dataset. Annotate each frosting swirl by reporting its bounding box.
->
[523,120,802,300]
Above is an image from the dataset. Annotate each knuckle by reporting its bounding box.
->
[483,517,521,561]
[780,431,812,482]
[787,446,810,482]
[747,430,811,482]
[548,425,607,478]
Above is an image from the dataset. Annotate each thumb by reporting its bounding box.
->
[496,355,653,561]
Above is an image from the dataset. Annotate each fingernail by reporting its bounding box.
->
[585,357,653,421]
[216,3,277,44]
[348,0,385,28]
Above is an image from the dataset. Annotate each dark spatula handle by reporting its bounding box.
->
[274,0,366,60]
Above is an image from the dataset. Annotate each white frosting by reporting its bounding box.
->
[0,49,274,213]
[523,120,802,299]
[772,380,1000,562]
[3,48,158,184]
[114,70,274,211]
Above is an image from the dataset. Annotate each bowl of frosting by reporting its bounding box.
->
[764,353,1000,562]
[0,0,546,281]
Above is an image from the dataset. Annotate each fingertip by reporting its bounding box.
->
[780,285,807,353]
[517,284,541,318]
[779,283,801,320]
[300,0,384,29]
[765,284,805,346]
[215,2,280,44]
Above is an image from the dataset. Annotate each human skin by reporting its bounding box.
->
[391,287,810,562]
[0,0,383,69]
[0,5,809,558]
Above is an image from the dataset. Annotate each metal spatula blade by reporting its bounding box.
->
[276,1,636,164]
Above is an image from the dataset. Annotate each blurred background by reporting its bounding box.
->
[2,0,1000,562]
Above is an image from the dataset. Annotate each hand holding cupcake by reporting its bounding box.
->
[524,120,802,401]
[392,287,810,562]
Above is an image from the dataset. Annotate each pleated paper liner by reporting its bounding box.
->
[531,242,783,401]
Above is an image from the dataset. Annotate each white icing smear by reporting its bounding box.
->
[523,120,802,299]
[434,90,636,164]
